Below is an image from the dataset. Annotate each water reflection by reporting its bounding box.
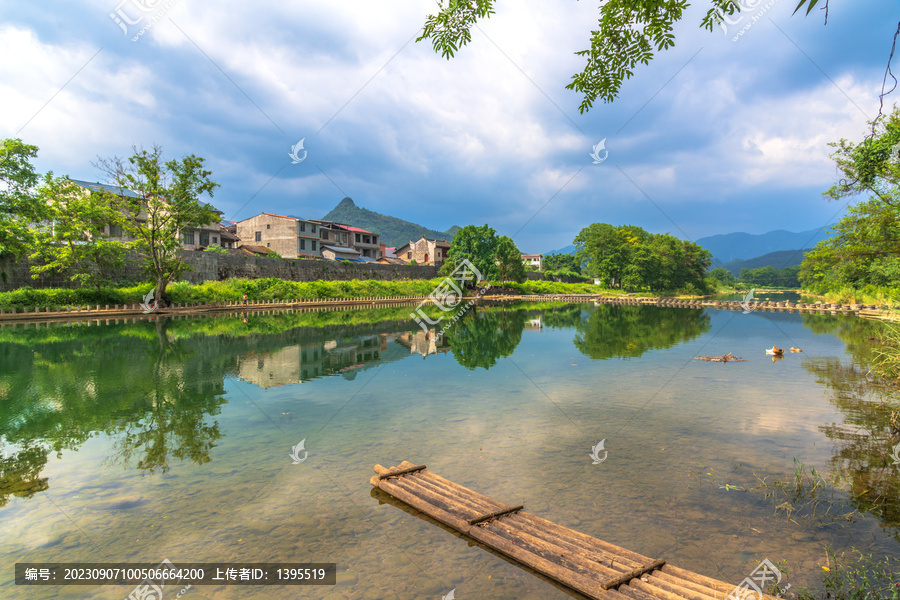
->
[573,303,711,360]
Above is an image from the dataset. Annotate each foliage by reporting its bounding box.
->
[738,265,800,287]
[442,307,528,370]
[543,252,582,274]
[800,109,900,298]
[95,145,220,308]
[28,173,129,291]
[0,138,44,258]
[573,303,711,360]
[817,549,900,600]
[321,197,458,248]
[417,0,824,112]
[442,224,499,282]
[495,235,526,283]
[574,223,711,292]
[874,323,900,381]
[203,245,228,254]
[497,280,603,295]
[708,267,735,286]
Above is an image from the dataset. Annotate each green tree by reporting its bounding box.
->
[28,174,129,292]
[442,223,498,282]
[0,138,44,258]
[708,267,735,286]
[574,223,632,286]
[96,146,220,307]
[495,235,526,283]
[543,252,582,273]
[417,1,838,112]
[799,108,900,295]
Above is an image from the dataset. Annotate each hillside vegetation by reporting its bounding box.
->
[322,197,459,248]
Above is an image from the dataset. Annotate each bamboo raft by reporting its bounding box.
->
[371,462,779,600]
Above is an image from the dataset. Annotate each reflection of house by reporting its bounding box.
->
[526,316,543,330]
[236,344,324,389]
[395,236,450,266]
[521,254,542,270]
[396,331,452,358]
[234,212,321,258]
[69,178,224,250]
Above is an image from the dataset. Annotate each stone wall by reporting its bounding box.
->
[0,251,440,291]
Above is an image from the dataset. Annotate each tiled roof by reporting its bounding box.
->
[69,178,142,199]
[321,245,361,255]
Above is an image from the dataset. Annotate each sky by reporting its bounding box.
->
[1,0,896,254]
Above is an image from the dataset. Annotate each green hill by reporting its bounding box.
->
[716,248,812,276]
[321,197,459,248]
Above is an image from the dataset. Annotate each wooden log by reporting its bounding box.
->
[601,558,665,590]
[638,573,722,600]
[490,518,621,579]
[373,473,611,600]
[468,505,524,525]
[506,514,642,569]
[377,463,427,480]
[515,512,652,567]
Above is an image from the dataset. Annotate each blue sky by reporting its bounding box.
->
[1,0,895,253]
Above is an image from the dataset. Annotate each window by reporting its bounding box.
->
[266,224,270,229]
[212,236,218,243]
[312,224,317,233]
[364,236,370,244]
[407,252,411,259]
[311,240,317,251]
[108,224,122,237]
[355,233,361,242]
[267,243,270,248]
[183,230,195,245]
[200,231,209,246]
[299,238,306,252]
[255,231,262,242]
[322,231,328,240]
[299,222,305,233]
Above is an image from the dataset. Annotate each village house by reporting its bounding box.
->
[395,236,450,266]
[234,212,322,259]
[521,254,543,270]
[69,179,225,250]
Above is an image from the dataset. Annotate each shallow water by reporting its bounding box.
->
[1,303,897,599]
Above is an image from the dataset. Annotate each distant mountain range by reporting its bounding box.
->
[695,228,832,263]
[545,228,830,274]
[717,248,813,275]
[322,197,460,248]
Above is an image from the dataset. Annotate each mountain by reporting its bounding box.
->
[546,244,576,255]
[696,228,832,263]
[717,248,813,275]
[321,198,460,248]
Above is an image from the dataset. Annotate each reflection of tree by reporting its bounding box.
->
[0,445,49,508]
[573,304,711,360]
[803,357,900,538]
[443,309,528,370]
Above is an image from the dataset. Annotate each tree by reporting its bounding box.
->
[708,267,735,286]
[575,222,710,291]
[28,174,128,292]
[0,138,45,258]
[544,252,582,274]
[96,146,220,307]
[418,1,841,112]
[442,224,498,282]
[495,235,526,283]
[799,108,900,295]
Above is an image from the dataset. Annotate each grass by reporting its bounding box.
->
[0,278,616,310]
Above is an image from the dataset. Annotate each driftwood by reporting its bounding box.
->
[370,461,781,600]
[694,353,745,362]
